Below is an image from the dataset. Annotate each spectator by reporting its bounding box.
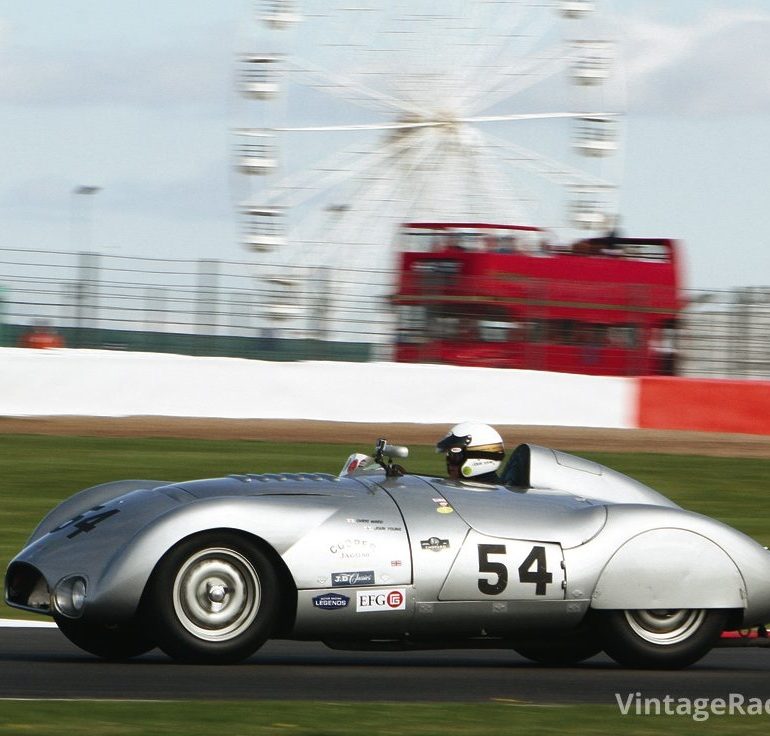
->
[18,322,65,349]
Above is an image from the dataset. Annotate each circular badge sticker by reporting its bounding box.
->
[387,590,404,608]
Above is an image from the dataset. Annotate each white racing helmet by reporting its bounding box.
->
[436,422,505,479]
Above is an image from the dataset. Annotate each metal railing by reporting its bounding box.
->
[1,246,768,378]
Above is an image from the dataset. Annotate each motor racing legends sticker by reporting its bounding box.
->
[356,588,407,612]
[331,570,375,587]
[312,593,350,610]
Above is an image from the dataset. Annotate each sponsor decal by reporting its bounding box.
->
[312,593,350,610]
[390,560,403,567]
[431,497,453,514]
[331,570,375,587]
[329,538,376,559]
[421,537,450,552]
[356,588,407,612]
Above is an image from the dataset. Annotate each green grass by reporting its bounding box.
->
[0,700,768,736]
[580,452,770,545]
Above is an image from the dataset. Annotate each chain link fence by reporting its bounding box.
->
[1,246,768,379]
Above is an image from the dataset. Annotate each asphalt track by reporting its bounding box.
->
[1,626,769,704]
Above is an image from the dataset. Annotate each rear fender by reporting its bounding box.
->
[591,529,745,610]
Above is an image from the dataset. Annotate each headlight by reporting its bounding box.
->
[53,576,87,618]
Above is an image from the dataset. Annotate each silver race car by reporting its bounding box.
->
[6,440,770,668]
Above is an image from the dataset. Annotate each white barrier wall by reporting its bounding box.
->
[0,348,637,428]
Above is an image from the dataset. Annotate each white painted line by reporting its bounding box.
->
[0,618,57,628]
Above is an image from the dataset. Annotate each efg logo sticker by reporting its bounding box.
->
[312,593,350,610]
[356,588,406,612]
[331,570,375,587]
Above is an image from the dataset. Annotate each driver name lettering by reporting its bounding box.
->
[356,588,407,612]
[345,518,402,532]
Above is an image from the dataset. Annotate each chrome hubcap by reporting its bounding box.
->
[625,609,706,645]
[173,548,261,642]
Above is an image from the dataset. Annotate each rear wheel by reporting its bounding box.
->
[598,608,729,669]
[54,616,155,660]
[143,532,281,663]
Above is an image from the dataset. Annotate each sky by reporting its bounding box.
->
[1,0,769,292]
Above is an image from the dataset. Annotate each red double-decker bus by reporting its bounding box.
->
[392,223,682,376]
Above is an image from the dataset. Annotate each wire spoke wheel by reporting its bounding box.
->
[599,608,730,669]
[172,547,261,642]
[623,609,707,646]
[145,532,281,663]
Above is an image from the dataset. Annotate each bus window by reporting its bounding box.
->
[433,316,461,339]
[551,319,577,344]
[397,305,426,343]
[402,229,437,253]
[607,325,638,348]
[479,320,514,342]
[527,320,546,343]
[576,323,606,347]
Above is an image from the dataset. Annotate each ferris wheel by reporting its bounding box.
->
[232,0,624,338]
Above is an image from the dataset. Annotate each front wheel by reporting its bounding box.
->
[597,608,729,669]
[142,532,281,664]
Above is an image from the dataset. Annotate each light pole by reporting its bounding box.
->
[71,185,102,346]
[71,185,101,251]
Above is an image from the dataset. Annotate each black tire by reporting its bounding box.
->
[142,532,280,664]
[598,608,729,669]
[513,635,602,666]
[54,615,155,660]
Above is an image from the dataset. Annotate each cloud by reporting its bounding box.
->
[623,7,770,115]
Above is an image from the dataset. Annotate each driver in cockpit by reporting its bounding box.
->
[436,422,506,484]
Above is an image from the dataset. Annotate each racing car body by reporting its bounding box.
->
[6,441,770,668]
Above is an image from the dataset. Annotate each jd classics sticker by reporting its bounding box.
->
[331,570,375,587]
